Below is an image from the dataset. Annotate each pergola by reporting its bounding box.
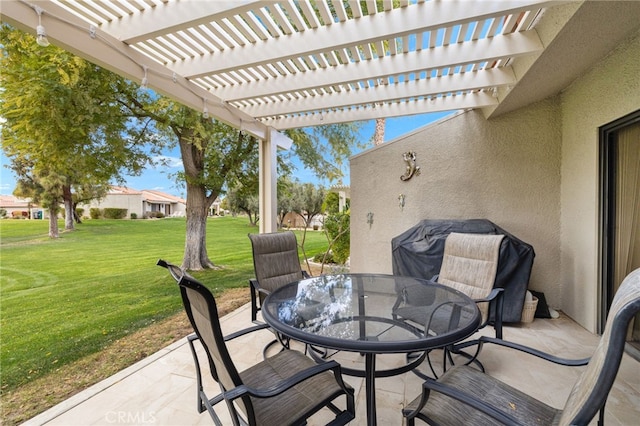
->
[2,0,634,232]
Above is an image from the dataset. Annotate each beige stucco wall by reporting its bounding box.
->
[82,194,144,218]
[559,29,640,332]
[350,29,640,333]
[350,100,563,308]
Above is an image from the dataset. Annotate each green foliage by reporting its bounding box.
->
[284,124,365,184]
[324,210,350,264]
[130,213,137,219]
[0,25,162,233]
[89,208,101,219]
[225,184,260,225]
[0,208,6,218]
[291,183,326,227]
[75,208,84,218]
[103,208,127,219]
[145,211,165,219]
[0,217,329,391]
[323,192,340,214]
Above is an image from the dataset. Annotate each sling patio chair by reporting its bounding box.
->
[402,267,640,426]
[248,231,327,356]
[393,232,506,375]
[157,259,355,426]
[248,231,311,324]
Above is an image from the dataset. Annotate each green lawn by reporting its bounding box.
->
[0,216,328,392]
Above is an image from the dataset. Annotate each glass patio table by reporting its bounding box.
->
[261,273,481,426]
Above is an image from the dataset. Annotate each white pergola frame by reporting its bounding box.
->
[1,0,576,232]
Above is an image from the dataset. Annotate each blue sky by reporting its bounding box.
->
[0,112,453,198]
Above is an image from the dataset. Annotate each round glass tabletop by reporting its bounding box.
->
[262,273,481,353]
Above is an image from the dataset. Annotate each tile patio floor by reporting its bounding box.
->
[23,303,639,426]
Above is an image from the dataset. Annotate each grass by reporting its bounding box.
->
[0,217,329,394]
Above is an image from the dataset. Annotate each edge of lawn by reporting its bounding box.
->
[0,288,250,426]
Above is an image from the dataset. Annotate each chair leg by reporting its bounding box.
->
[187,334,206,414]
[598,403,606,426]
[250,283,259,323]
[188,334,225,425]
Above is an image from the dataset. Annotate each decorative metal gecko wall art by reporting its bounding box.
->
[400,151,420,181]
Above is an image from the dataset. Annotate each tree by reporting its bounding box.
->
[128,101,259,270]
[289,182,326,267]
[319,191,350,270]
[373,117,385,146]
[135,96,362,269]
[225,185,260,225]
[0,25,154,237]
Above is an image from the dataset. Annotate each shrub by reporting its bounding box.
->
[0,208,7,218]
[130,212,137,219]
[314,251,335,264]
[324,210,350,264]
[75,208,84,218]
[103,208,128,219]
[90,208,102,219]
[144,211,165,219]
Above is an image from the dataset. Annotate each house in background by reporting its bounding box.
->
[140,189,187,218]
[0,195,44,219]
[80,186,186,219]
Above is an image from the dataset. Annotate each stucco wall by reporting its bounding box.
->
[560,29,640,332]
[350,29,640,333]
[350,100,563,310]
[82,194,144,218]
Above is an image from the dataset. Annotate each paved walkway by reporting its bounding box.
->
[23,303,640,425]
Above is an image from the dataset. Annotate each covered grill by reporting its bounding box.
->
[391,219,535,323]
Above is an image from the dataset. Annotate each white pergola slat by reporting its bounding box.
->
[1,0,583,232]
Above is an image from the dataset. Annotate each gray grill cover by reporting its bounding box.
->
[391,219,535,323]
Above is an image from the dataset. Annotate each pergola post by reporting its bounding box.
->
[259,129,278,234]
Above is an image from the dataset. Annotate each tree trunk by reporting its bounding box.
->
[73,202,83,224]
[182,182,215,270]
[179,130,217,271]
[63,185,75,230]
[374,117,385,146]
[48,206,59,238]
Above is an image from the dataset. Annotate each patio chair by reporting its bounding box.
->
[402,267,640,426]
[157,259,355,426]
[248,231,310,323]
[249,231,324,356]
[393,233,505,373]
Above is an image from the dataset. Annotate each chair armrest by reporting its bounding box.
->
[476,287,504,338]
[302,270,311,279]
[249,278,272,322]
[479,336,590,366]
[404,377,524,425]
[249,279,271,299]
[249,278,260,291]
[188,324,270,344]
[224,360,349,401]
[474,287,503,304]
[224,323,270,341]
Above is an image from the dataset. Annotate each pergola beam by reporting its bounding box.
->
[169,0,554,78]
[242,68,516,118]
[265,91,498,130]
[105,0,272,44]
[217,30,541,102]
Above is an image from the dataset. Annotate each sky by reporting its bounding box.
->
[0,111,453,198]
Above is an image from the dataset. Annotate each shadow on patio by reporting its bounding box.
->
[23,302,639,426]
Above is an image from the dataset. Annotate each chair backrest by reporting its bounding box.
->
[437,232,505,322]
[249,231,305,295]
[174,269,256,423]
[559,268,640,425]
